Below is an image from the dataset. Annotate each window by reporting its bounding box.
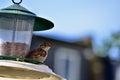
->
[54,47,81,80]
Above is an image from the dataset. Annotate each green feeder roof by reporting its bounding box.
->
[0,4,54,31]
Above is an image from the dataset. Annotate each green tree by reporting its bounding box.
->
[96,32,120,59]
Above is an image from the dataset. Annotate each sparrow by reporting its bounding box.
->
[26,43,51,63]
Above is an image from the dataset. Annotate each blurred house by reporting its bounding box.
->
[30,34,111,80]
[30,34,94,80]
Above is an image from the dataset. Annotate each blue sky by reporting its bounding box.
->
[0,0,120,46]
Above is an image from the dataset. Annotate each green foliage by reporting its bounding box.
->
[96,32,120,56]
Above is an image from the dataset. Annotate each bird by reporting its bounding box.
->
[26,43,51,63]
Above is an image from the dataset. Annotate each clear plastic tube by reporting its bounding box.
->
[0,14,35,57]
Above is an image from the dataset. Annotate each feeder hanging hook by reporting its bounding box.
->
[12,0,22,4]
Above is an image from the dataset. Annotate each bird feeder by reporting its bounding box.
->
[0,0,54,61]
[0,1,65,80]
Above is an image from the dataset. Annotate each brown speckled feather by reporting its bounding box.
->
[26,43,51,63]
